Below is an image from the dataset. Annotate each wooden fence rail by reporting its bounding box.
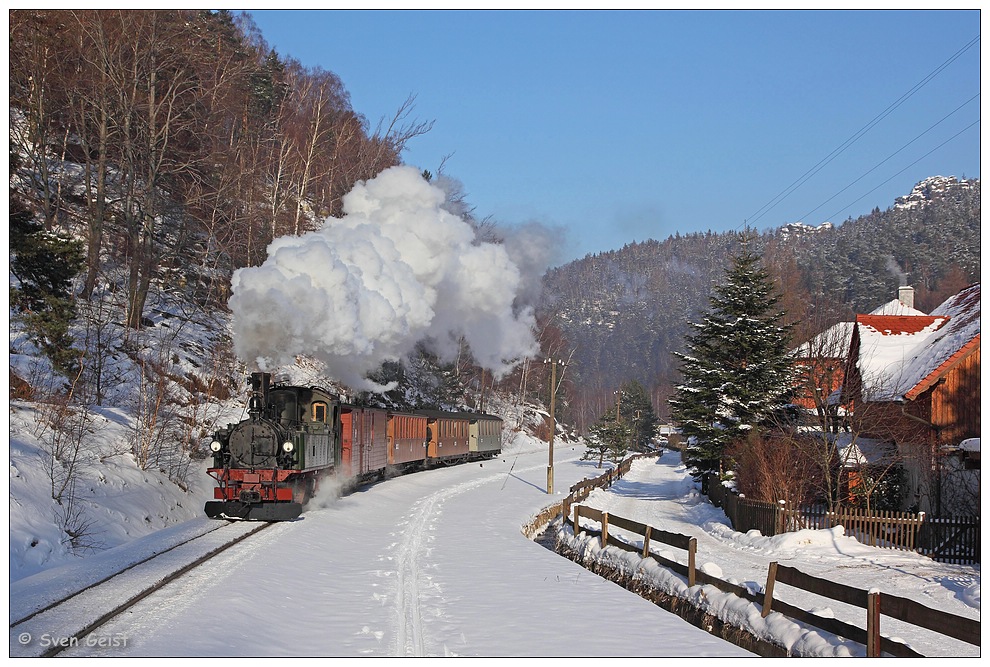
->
[572,504,698,587]
[537,460,978,656]
[763,562,980,657]
[703,474,980,564]
[564,500,979,656]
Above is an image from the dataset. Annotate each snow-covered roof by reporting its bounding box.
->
[958,437,980,453]
[792,321,855,359]
[792,295,925,359]
[855,284,980,402]
[868,298,929,316]
[836,434,898,467]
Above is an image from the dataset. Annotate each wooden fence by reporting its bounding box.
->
[762,562,980,657]
[704,474,980,564]
[530,460,979,656]
[916,515,981,564]
[566,502,980,657]
[572,504,698,586]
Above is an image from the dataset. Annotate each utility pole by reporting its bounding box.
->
[545,358,566,494]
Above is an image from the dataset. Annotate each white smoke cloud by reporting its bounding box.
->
[499,221,566,309]
[229,166,544,392]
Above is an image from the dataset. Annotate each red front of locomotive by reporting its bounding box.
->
[205,373,338,521]
[206,404,305,521]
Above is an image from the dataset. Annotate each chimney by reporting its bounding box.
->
[898,285,915,309]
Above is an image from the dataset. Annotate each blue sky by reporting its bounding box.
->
[246,9,981,263]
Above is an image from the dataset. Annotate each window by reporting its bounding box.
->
[312,402,328,423]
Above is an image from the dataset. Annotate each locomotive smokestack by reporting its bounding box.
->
[248,372,271,420]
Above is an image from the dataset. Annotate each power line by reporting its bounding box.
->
[821,118,979,223]
[742,34,979,229]
[796,92,980,223]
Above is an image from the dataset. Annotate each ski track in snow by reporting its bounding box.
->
[389,459,570,657]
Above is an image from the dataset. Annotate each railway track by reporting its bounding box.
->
[9,521,273,657]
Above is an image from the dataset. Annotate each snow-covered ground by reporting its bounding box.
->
[11,438,749,657]
[8,400,220,584]
[564,452,981,657]
[9,434,980,657]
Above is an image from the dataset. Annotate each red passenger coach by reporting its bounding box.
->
[424,411,473,461]
[388,412,430,465]
[340,406,388,477]
[206,372,503,521]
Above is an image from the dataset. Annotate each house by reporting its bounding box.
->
[842,284,980,514]
[791,286,927,431]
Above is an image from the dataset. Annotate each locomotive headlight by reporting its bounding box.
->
[210,440,223,452]
[282,441,294,453]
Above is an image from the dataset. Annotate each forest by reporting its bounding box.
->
[10,9,428,330]
[9,9,570,493]
[9,9,981,469]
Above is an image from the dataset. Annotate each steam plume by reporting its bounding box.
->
[229,166,545,392]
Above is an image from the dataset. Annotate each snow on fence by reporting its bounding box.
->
[524,460,979,657]
[704,473,980,564]
[571,504,698,586]
[565,503,980,657]
[523,453,652,539]
[781,505,925,550]
[762,562,981,657]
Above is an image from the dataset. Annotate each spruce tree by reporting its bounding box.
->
[669,241,795,481]
[616,380,660,451]
[10,192,85,377]
[583,413,632,468]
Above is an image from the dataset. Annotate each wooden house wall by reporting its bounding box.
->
[929,347,981,445]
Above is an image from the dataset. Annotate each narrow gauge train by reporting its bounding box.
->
[205,372,503,521]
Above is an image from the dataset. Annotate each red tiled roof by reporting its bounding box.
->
[853,284,980,402]
[856,314,946,335]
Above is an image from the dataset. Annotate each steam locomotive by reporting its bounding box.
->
[205,372,503,521]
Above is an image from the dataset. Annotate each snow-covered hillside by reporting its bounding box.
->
[8,401,218,583]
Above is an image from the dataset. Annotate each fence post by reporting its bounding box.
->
[762,561,778,618]
[866,591,881,657]
[688,537,697,588]
[642,525,652,559]
[600,512,609,548]
[573,504,581,536]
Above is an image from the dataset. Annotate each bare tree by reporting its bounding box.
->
[9,11,73,232]
[358,94,434,179]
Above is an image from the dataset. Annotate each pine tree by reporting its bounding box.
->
[9,192,85,377]
[669,241,796,480]
[616,380,659,451]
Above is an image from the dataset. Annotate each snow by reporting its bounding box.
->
[9,436,980,657]
[8,400,219,584]
[869,298,928,317]
[560,453,980,658]
[958,438,980,453]
[856,316,948,401]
